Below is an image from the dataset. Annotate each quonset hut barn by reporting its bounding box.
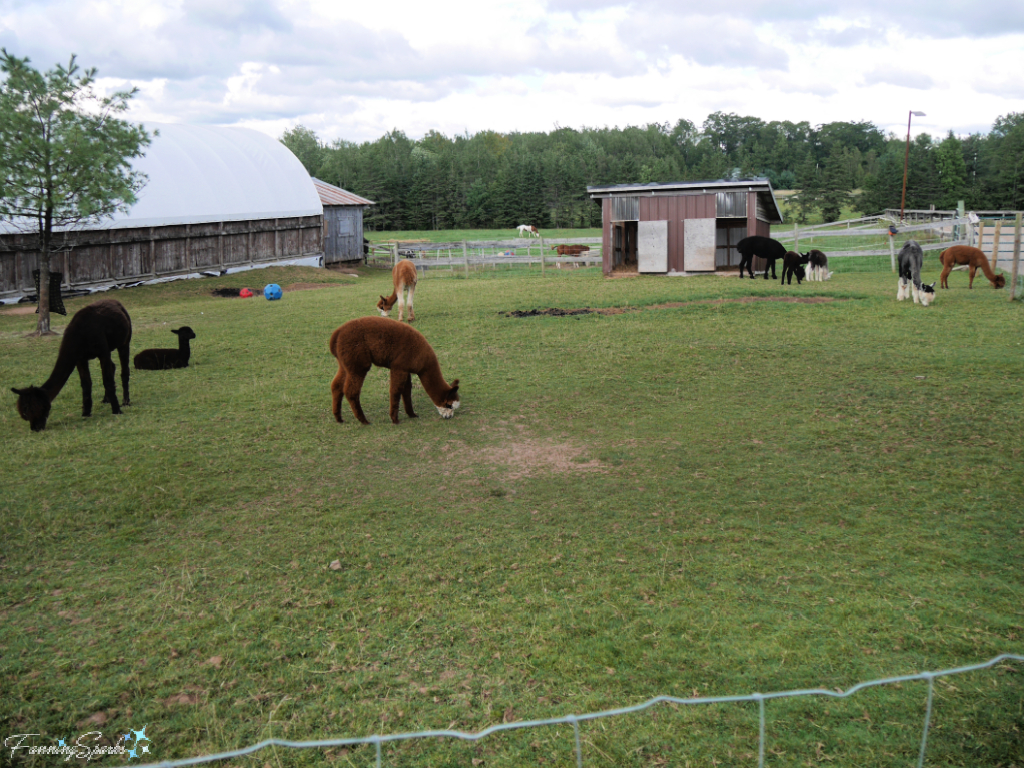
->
[312,178,374,265]
[587,178,784,276]
[0,123,325,300]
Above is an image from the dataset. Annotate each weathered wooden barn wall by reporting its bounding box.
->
[323,206,364,264]
[0,216,323,297]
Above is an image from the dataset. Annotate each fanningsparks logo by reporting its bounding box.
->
[5,726,152,761]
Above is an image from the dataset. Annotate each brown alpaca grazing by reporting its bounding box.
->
[11,299,132,432]
[134,326,197,369]
[376,259,418,322]
[939,245,1006,290]
[329,316,460,425]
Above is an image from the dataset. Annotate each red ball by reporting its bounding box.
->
[239,288,253,298]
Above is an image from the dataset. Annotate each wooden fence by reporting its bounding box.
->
[366,237,603,273]
[0,216,324,299]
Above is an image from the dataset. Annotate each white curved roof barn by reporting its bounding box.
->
[104,122,323,229]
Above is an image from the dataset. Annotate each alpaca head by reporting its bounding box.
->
[11,386,52,432]
[795,265,806,281]
[376,295,395,317]
[435,379,461,419]
[993,274,1007,289]
[919,282,936,306]
[172,326,197,341]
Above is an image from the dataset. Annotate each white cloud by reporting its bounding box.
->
[0,0,1022,144]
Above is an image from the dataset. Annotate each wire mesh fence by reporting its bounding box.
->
[125,653,1022,768]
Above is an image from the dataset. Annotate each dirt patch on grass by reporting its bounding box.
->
[0,305,36,315]
[466,436,605,479]
[507,296,840,318]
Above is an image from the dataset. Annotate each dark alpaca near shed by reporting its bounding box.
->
[805,249,830,281]
[11,299,132,432]
[781,251,810,285]
[736,236,787,279]
[134,327,197,370]
[329,316,460,425]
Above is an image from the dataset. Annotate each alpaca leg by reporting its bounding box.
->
[968,266,976,289]
[940,264,951,289]
[331,367,348,423]
[911,283,921,304]
[396,293,405,322]
[401,371,416,418]
[77,360,94,417]
[117,344,131,406]
[98,353,122,414]
[406,285,415,322]
[343,372,370,425]
[897,278,908,301]
[389,370,417,423]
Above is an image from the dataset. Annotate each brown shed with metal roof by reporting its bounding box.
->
[587,178,783,276]
[313,178,374,265]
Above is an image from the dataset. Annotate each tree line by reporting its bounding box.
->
[283,112,1024,230]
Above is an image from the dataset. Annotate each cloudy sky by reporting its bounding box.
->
[2,0,1023,145]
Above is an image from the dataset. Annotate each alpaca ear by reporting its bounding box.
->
[171,328,181,335]
[11,387,27,396]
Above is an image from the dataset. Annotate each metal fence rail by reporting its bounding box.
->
[127,653,1022,768]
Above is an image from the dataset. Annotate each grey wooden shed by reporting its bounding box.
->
[313,179,374,265]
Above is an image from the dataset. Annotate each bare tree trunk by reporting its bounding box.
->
[35,211,54,336]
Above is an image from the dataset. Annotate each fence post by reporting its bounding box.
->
[793,225,799,253]
[540,236,545,274]
[392,243,398,267]
[1009,212,1022,302]
[991,221,1002,273]
[889,231,897,273]
[462,240,468,276]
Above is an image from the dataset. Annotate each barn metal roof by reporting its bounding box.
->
[98,123,323,229]
[312,178,374,207]
[588,177,783,224]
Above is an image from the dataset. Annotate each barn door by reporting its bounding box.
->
[638,220,668,273]
[684,218,716,271]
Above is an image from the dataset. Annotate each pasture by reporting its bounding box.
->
[1,260,1022,768]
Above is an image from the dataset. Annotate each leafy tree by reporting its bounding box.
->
[280,125,325,178]
[0,50,151,335]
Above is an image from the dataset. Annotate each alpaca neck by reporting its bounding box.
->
[40,352,78,402]
[978,255,998,281]
[178,337,192,362]
[417,359,451,405]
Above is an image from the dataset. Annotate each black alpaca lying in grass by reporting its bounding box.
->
[736,235,787,279]
[133,327,197,369]
[11,299,132,432]
[781,251,810,285]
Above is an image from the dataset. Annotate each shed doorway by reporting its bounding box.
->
[612,222,638,272]
[715,221,747,272]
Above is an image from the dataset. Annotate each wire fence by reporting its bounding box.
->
[127,653,1022,768]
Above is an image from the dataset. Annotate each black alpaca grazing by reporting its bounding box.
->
[736,236,787,279]
[134,327,197,369]
[11,299,132,432]
[805,249,829,281]
[781,251,810,285]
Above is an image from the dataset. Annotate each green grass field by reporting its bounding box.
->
[1,259,1022,768]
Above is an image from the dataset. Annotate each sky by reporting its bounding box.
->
[2,0,1023,146]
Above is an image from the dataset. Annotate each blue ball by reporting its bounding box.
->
[264,284,282,301]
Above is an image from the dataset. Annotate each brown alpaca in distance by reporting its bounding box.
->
[11,299,132,431]
[377,259,418,322]
[939,245,1006,289]
[329,316,460,425]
